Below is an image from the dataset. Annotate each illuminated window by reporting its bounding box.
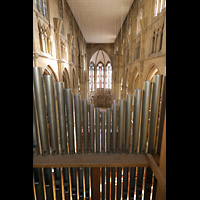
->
[154,0,166,17]
[97,62,104,88]
[120,77,123,96]
[105,62,112,89]
[89,62,94,91]
[35,0,48,19]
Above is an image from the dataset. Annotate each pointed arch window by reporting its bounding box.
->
[154,0,166,17]
[89,62,94,91]
[35,0,48,19]
[159,24,164,51]
[96,62,104,89]
[105,62,112,89]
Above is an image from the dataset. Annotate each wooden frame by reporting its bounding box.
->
[33,153,149,168]
[33,153,166,192]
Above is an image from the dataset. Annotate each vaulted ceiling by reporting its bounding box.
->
[66,0,134,43]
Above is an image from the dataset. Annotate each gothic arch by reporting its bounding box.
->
[145,64,160,81]
[132,67,140,90]
[43,65,58,81]
[88,46,113,66]
[62,68,70,88]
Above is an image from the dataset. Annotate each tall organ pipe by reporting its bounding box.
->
[101,111,105,153]
[148,75,163,153]
[132,89,143,153]
[82,100,88,153]
[33,67,49,155]
[95,108,100,153]
[56,82,67,154]
[106,108,111,153]
[44,75,59,155]
[118,99,125,153]
[74,94,82,154]
[33,92,40,156]
[89,104,94,153]
[125,95,132,153]
[64,88,74,154]
[112,104,117,153]
[157,75,166,155]
[140,81,152,154]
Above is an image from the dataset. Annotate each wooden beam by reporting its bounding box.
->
[155,111,166,200]
[146,153,166,192]
[33,153,149,168]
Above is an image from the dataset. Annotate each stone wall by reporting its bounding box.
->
[112,0,166,104]
[33,0,88,99]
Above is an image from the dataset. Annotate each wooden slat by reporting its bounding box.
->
[33,153,149,168]
[146,153,166,192]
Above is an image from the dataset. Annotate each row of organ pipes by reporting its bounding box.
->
[33,67,166,200]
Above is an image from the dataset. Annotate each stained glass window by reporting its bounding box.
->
[35,0,48,19]
[89,62,94,91]
[105,62,112,89]
[97,62,104,88]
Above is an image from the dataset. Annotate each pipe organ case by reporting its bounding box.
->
[33,67,165,200]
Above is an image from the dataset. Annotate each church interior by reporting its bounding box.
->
[33,0,166,199]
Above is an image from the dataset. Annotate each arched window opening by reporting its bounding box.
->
[89,49,112,90]
[43,65,58,82]
[145,65,160,81]
[35,0,48,19]
[105,62,112,89]
[159,24,164,51]
[120,77,123,96]
[89,62,94,91]
[154,0,166,17]
[96,62,104,89]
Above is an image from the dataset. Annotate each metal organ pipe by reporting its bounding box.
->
[132,89,143,154]
[33,93,40,156]
[44,75,59,155]
[140,81,152,154]
[82,100,88,153]
[101,111,105,153]
[148,75,163,153]
[64,88,74,154]
[118,99,125,153]
[89,104,94,153]
[112,104,117,153]
[125,94,132,153]
[56,82,67,154]
[33,67,49,155]
[95,108,100,153]
[106,108,111,153]
[74,94,82,154]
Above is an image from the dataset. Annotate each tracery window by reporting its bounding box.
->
[105,62,112,89]
[154,0,166,17]
[35,0,48,19]
[89,62,94,91]
[89,50,112,91]
[96,62,104,89]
